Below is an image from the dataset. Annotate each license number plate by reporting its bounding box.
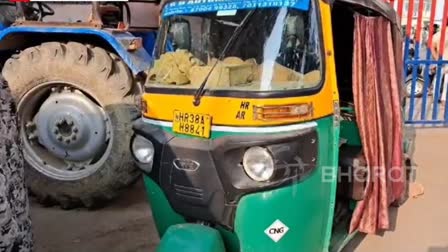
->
[173,111,212,138]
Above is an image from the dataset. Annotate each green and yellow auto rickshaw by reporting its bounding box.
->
[131,0,410,251]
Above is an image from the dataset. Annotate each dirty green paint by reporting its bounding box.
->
[233,116,339,252]
[156,224,226,252]
[340,120,362,146]
[142,176,185,237]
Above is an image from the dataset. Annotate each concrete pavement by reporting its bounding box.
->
[345,128,448,252]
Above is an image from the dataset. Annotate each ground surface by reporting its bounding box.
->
[32,128,448,252]
[31,182,159,252]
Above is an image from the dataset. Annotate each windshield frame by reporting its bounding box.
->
[147,0,326,99]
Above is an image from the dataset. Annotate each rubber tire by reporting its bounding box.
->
[0,76,33,250]
[405,76,424,98]
[2,42,141,209]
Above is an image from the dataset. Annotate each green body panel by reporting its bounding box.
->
[325,115,341,251]
[143,116,341,252]
[157,224,226,252]
[233,116,339,252]
[143,176,185,236]
[340,120,361,146]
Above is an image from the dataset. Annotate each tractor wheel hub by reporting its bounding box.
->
[32,88,109,162]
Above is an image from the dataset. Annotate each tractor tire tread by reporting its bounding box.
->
[2,42,140,209]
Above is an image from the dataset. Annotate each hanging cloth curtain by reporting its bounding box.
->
[350,14,405,234]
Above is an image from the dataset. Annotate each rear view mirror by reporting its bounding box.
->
[169,20,191,51]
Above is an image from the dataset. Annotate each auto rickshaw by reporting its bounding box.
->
[131,0,409,251]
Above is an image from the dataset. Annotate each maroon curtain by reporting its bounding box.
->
[350,15,405,234]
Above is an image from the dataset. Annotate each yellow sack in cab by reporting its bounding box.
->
[189,57,256,88]
[148,50,203,85]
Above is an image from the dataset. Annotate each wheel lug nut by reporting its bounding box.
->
[72,135,77,141]
[53,128,59,134]
[57,136,63,141]
[73,127,78,133]
[65,139,71,144]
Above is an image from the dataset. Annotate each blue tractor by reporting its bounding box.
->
[0,1,160,209]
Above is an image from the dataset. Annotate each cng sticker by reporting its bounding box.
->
[264,219,289,243]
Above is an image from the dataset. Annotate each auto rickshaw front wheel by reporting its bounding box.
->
[2,42,141,209]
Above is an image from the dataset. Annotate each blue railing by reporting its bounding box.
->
[403,35,448,126]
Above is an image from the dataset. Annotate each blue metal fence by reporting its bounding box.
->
[402,0,448,126]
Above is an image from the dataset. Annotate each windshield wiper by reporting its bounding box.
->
[192,10,256,106]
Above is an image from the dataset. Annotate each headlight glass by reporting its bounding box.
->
[132,135,155,164]
[243,147,274,182]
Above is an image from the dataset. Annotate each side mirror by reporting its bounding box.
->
[169,20,191,51]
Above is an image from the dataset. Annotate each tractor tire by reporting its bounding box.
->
[0,76,33,251]
[2,42,141,209]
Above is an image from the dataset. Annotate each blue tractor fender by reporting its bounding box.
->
[0,26,156,75]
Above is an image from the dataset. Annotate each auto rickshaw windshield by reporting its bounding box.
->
[148,6,323,92]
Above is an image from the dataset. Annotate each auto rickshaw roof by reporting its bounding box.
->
[334,0,399,27]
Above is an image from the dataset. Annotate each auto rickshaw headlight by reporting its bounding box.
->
[243,147,274,182]
[132,135,155,167]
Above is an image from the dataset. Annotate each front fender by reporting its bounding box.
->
[157,224,226,252]
[0,26,154,75]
